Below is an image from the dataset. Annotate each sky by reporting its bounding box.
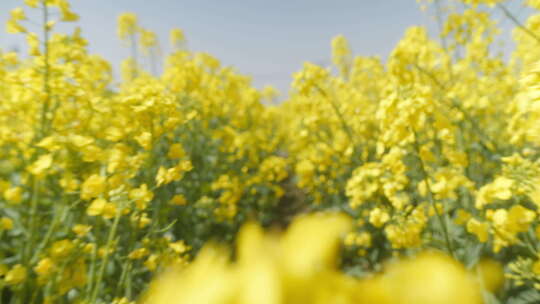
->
[0,0,531,96]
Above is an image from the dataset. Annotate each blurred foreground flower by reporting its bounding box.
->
[141,213,497,304]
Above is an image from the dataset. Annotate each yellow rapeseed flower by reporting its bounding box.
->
[81,174,107,200]
[5,264,27,285]
[4,186,23,204]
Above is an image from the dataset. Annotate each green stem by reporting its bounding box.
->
[39,0,51,140]
[30,203,68,264]
[498,3,540,45]
[116,261,132,299]
[433,0,448,50]
[412,63,500,153]
[85,241,98,300]
[130,32,139,80]
[314,85,355,143]
[23,177,40,264]
[411,127,455,258]
[89,210,123,303]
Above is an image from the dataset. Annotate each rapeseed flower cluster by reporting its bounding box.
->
[143,213,501,304]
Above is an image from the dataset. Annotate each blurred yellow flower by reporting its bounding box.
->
[4,186,23,204]
[5,264,27,285]
[81,174,107,200]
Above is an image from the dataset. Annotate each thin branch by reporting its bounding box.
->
[498,3,540,45]
[411,127,456,258]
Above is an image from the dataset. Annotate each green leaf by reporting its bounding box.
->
[482,290,501,304]
[507,289,540,304]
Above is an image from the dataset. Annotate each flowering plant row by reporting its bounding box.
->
[2,0,540,303]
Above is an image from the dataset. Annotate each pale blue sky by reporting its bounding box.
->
[0,1,530,95]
